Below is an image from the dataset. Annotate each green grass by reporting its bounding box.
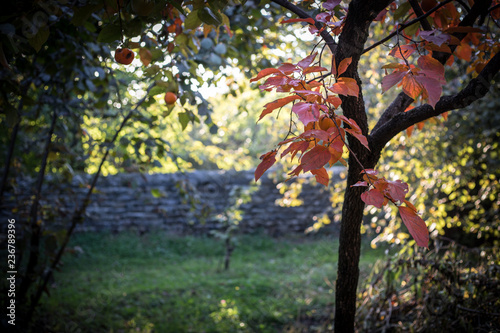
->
[37,232,384,332]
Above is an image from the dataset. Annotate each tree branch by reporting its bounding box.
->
[363,0,454,55]
[371,0,493,135]
[269,0,337,54]
[369,51,500,153]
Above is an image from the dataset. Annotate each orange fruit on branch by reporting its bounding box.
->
[114,48,135,65]
[164,92,177,105]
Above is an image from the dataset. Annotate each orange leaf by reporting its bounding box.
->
[401,74,423,99]
[337,57,352,77]
[255,151,277,181]
[389,44,416,59]
[259,95,301,121]
[398,206,429,248]
[345,129,370,150]
[311,167,329,186]
[455,42,472,61]
[139,48,153,66]
[250,68,282,82]
[329,77,359,97]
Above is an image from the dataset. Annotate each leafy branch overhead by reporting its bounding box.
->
[252,0,500,249]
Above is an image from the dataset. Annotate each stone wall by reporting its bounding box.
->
[2,167,345,234]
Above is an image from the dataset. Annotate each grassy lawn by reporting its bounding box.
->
[37,232,385,332]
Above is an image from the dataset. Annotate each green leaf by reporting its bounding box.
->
[198,7,222,26]
[148,85,165,96]
[185,9,202,30]
[151,188,164,198]
[97,24,122,43]
[178,112,190,130]
[394,2,411,21]
[72,4,102,26]
[28,26,50,52]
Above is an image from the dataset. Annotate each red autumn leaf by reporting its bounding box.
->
[389,44,416,59]
[301,145,331,172]
[311,167,329,186]
[278,63,299,74]
[281,141,309,159]
[361,189,385,208]
[259,95,301,120]
[385,179,408,203]
[337,57,352,77]
[420,30,450,47]
[292,102,320,126]
[298,52,318,69]
[281,17,316,25]
[328,77,359,97]
[250,68,282,82]
[398,206,429,248]
[303,66,328,74]
[255,151,277,181]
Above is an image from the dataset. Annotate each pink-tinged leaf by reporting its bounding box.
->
[402,74,423,99]
[337,115,361,133]
[316,12,332,24]
[292,102,319,126]
[297,52,318,69]
[259,95,301,120]
[345,129,370,150]
[251,68,282,82]
[382,70,406,92]
[323,0,341,10]
[398,206,429,248]
[311,167,329,186]
[415,76,442,108]
[255,151,277,181]
[260,76,290,91]
[278,63,299,74]
[361,189,385,208]
[418,55,445,83]
[281,141,309,159]
[420,30,450,47]
[301,129,330,142]
[403,199,417,212]
[337,57,352,77]
[303,66,328,74]
[281,17,316,25]
[328,77,359,97]
[301,146,331,172]
[389,45,416,59]
[352,181,368,187]
[385,180,408,203]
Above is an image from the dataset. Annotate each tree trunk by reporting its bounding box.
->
[335,157,371,332]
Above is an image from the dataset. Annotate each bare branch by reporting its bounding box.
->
[363,0,454,55]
